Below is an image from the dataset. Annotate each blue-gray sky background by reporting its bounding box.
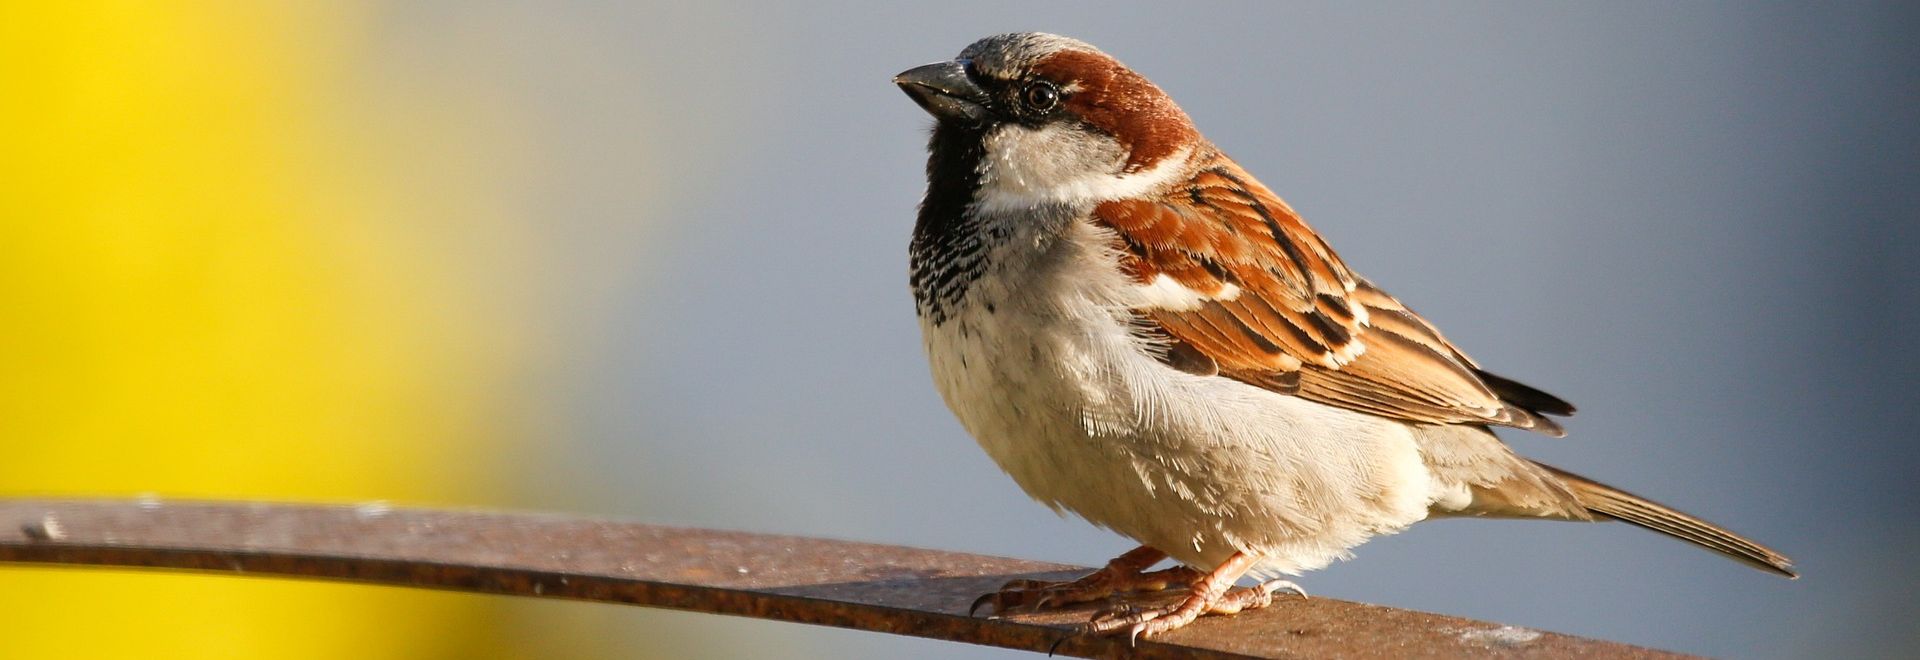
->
[385,3,1915,657]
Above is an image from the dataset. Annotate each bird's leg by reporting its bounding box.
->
[1084,551,1306,644]
[969,545,1198,616]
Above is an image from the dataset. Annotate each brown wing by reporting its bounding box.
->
[1093,152,1572,435]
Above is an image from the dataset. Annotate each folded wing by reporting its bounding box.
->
[1094,151,1572,435]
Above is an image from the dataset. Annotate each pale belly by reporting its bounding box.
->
[919,241,1439,575]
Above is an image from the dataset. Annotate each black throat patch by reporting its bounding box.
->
[908,123,990,324]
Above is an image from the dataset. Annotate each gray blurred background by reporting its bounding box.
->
[378,2,1917,657]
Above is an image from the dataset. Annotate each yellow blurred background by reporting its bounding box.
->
[2,3,538,657]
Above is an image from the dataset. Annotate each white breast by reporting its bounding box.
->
[921,215,1440,575]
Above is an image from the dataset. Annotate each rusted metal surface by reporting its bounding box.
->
[0,499,1683,659]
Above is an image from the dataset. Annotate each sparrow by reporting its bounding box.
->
[895,33,1795,641]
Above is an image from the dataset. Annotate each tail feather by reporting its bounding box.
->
[1536,462,1797,579]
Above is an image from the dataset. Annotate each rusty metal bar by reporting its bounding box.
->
[0,499,1680,659]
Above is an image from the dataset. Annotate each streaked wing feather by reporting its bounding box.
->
[1095,150,1571,435]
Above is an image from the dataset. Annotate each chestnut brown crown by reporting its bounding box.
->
[895,32,1199,171]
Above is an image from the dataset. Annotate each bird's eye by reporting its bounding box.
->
[1022,81,1060,112]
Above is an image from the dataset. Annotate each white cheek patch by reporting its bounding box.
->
[974,124,1191,214]
[1135,273,1241,311]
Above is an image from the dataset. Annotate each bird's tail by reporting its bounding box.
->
[1535,462,1797,579]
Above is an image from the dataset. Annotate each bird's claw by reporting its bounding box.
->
[967,565,1200,617]
[1081,578,1307,645]
[968,577,1094,616]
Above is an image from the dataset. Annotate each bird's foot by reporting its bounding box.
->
[969,545,1196,616]
[1079,551,1305,645]
[1085,578,1305,645]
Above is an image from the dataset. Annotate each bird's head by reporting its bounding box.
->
[895,33,1201,211]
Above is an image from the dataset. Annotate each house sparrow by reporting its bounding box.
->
[895,32,1795,641]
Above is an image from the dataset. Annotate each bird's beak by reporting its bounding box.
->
[894,60,989,124]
